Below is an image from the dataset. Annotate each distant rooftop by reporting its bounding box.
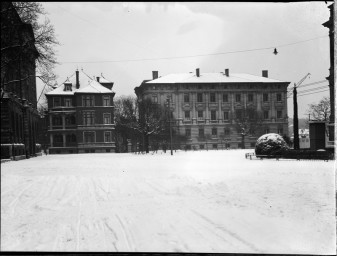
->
[46,70,114,95]
[146,72,288,84]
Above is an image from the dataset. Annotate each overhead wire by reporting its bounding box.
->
[55,5,329,64]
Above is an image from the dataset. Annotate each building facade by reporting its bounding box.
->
[1,2,40,159]
[322,3,335,152]
[46,70,116,154]
[135,69,290,150]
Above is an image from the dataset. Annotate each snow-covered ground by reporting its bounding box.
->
[1,150,335,253]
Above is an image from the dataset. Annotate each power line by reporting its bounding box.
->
[287,80,328,92]
[59,34,329,64]
[297,89,329,97]
[297,85,329,94]
[287,87,329,98]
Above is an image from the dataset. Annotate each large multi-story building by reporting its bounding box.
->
[45,70,116,154]
[1,2,40,159]
[135,69,290,150]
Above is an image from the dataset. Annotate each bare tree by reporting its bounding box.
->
[235,108,263,149]
[306,96,330,121]
[1,2,58,100]
[114,95,138,152]
[13,2,58,77]
[135,98,168,153]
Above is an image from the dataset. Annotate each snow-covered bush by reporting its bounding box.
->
[255,133,289,156]
[36,143,42,153]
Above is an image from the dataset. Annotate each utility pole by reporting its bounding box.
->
[292,73,310,150]
[293,83,299,150]
[167,97,173,155]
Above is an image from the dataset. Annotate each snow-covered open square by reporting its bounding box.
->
[1,150,335,254]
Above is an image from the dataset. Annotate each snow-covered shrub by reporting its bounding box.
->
[255,133,289,156]
[36,143,42,153]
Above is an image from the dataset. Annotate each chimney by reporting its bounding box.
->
[76,70,80,89]
[96,76,100,82]
[225,69,229,77]
[262,70,268,78]
[196,68,200,77]
[152,71,158,80]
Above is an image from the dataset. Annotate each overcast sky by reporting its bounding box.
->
[37,1,333,118]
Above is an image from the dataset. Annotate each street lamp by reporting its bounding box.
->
[166,96,173,156]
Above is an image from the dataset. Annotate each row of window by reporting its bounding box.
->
[185,127,283,137]
[151,93,283,104]
[150,84,284,91]
[83,131,112,143]
[183,110,283,120]
[53,95,111,107]
[52,112,112,126]
[83,112,111,125]
[53,131,112,143]
[185,143,255,150]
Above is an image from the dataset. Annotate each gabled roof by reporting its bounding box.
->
[76,79,112,93]
[46,70,114,96]
[146,72,288,84]
[98,76,113,83]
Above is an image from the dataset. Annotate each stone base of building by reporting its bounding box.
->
[49,147,116,154]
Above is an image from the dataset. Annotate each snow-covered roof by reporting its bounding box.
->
[76,79,112,93]
[98,76,112,83]
[46,70,114,96]
[146,72,287,84]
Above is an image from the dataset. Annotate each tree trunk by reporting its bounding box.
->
[145,134,149,153]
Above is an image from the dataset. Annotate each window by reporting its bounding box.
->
[224,128,230,136]
[199,145,204,149]
[152,95,158,103]
[223,94,228,102]
[53,116,62,126]
[277,110,282,119]
[199,128,204,137]
[210,93,216,102]
[184,94,190,103]
[103,96,110,106]
[278,128,283,135]
[211,85,215,90]
[198,110,203,119]
[235,94,241,102]
[223,111,229,120]
[250,142,255,148]
[248,94,253,102]
[212,128,217,136]
[184,111,190,120]
[198,85,202,90]
[212,144,218,149]
[64,83,72,91]
[236,110,242,119]
[197,93,203,102]
[276,93,282,102]
[265,128,270,134]
[263,110,269,119]
[263,93,269,102]
[185,128,191,137]
[53,97,60,107]
[83,95,95,106]
[211,110,216,120]
[84,131,95,143]
[103,113,111,124]
[65,98,72,107]
[104,131,112,142]
[83,111,95,125]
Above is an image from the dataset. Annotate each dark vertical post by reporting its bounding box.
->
[293,85,299,149]
[167,97,173,156]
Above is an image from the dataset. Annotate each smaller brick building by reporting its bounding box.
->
[46,70,116,154]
